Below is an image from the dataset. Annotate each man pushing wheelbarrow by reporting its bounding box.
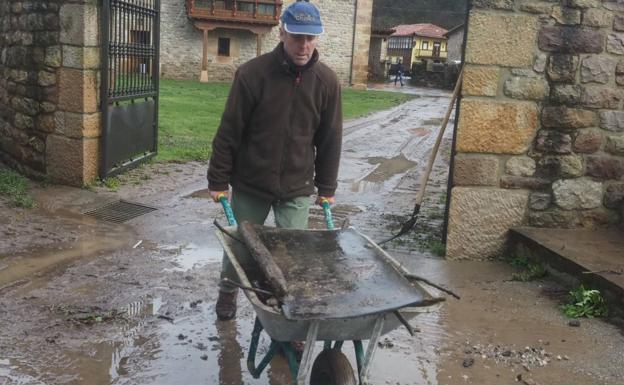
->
[207,0,342,322]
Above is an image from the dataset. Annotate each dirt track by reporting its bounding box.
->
[1,85,623,385]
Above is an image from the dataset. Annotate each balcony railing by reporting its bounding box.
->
[414,49,448,59]
[187,0,282,25]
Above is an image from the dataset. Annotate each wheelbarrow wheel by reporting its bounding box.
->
[309,349,356,385]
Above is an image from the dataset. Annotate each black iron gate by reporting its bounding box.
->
[101,0,160,178]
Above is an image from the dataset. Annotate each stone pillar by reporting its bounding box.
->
[45,1,101,186]
[200,28,209,82]
[447,0,624,260]
[350,0,373,88]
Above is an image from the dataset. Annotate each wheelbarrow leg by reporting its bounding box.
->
[247,317,280,378]
[353,340,364,380]
[296,320,320,385]
[359,315,385,385]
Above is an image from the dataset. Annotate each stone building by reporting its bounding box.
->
[447,0,624,259]
[444,23,464,63]
[161,0,373,86]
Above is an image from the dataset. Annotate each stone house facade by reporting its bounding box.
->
[445,23,464,63]
[447,0,624,260]
[161,0,373,86]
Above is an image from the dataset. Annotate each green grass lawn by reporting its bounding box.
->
[157,79,415,162]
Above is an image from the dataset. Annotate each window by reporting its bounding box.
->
[422,41,429,50]
[195,0,212,9]
[389,37,411,50]
[238,1,254,13]
[257,4,275,15]
[218,37,230,56]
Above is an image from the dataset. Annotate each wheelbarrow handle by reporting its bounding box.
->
[220,194,333,230]
[320,198,335,231]
[218,194,238,226]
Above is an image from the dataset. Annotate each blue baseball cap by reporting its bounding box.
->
[281,1,324,36]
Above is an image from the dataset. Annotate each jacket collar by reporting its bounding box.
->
[274,42,319,75]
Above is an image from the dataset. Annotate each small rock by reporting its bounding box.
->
[462,357,474,368]
[208,336,219,342]
[177,334,187,340]
[502,350,512,357]
[564,355,570,360]
[200,354,208,360]
[568,319,581,327]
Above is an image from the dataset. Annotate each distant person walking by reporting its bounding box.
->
[394,60,404,86]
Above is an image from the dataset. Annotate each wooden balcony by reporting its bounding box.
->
[413,49,448,61]
[187,0,283,26]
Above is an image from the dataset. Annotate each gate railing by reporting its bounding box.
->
[101,0,160,178]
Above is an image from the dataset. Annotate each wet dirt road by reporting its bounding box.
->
[1,85,623,385]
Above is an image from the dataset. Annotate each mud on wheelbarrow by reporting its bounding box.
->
[215,201,445,385]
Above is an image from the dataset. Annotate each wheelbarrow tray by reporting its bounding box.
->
[216,226,441,342]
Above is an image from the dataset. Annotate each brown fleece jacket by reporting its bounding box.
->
[207,43,342,200]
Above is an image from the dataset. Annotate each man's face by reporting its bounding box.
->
[279,28,319,67]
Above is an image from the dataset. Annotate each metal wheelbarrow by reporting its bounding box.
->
[215,196,445,385]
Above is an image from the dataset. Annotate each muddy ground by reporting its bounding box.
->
[1,85,623,385]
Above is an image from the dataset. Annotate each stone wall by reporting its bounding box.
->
[0,0,101,186]
[0,0,61,177]
[447,0,624,260]
[160,0,372,85]
[446,28,465,62]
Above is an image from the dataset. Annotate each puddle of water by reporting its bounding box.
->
[162,243,223,272]
[0,234,133,292]
[364,154,417,183]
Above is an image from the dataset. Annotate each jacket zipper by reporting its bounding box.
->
[278,71,301,199]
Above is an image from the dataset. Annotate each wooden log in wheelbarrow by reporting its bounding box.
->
[238,220,289,299]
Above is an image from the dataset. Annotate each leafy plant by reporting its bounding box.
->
[502,253,547,282]
[512,263,547,282]
[427,240,446,257]
[0,169,35,208]
[562,285,608,318]
[502,253,530,269]
[102,177,121,190]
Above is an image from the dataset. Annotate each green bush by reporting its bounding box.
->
[562,285,608,318]
[0,169,35,208]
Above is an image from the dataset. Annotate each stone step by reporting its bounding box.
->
[510,226,624,315]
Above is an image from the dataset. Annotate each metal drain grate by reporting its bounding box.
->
[83,200,157,223]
